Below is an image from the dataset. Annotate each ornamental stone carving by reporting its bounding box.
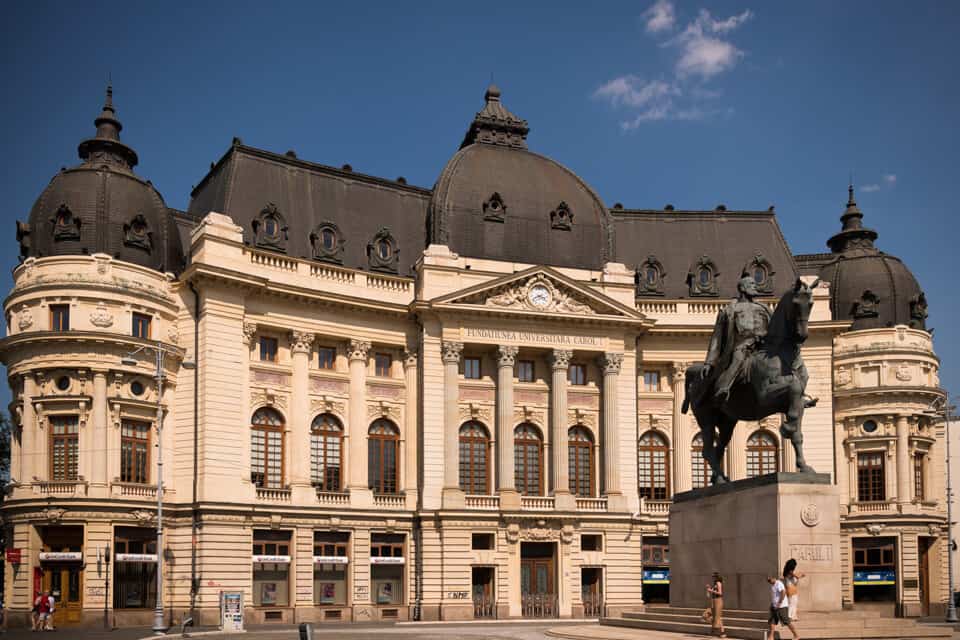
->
[894,363,912,382]
[485,276,594,315]
[441,341,463,364]
[43,507,66,522]
[835,367,852,388]
[598,352,623,375]
[251,390,288,411]
[367,402,401,421]
[242,322,257,345]
[347,339,372,362]
[310,397,346,418]
[89,303,114,328]
[289,331,315,354]
[800,503,821,527]
[18,306,33,330]
[459,404,492,423]
[402,350,418,369]
[497,345,519,367]
[548,349,573,370]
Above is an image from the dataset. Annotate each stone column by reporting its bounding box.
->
[403,349,419,509]
[441,342,465,508]
[20,374,36,485]
[896,414,910,505]
[670,362,690,494]
[599,353,625,510]
[497,345,520,510]
[549,350,575,509]
[347,339,372,504]
[91,371,109,489]
[290,331,314,498]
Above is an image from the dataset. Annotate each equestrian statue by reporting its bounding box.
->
[682,275,820,485]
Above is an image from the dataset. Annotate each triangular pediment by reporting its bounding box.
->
[431,266,644,320]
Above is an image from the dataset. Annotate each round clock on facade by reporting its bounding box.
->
[528,284,552,308]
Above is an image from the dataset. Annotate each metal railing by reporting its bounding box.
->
[582,592,604,618]
[473,595,495,619]
[521,593,558,618]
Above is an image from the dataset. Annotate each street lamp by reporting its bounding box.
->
[121,342,195,634]
[925,394,958,623]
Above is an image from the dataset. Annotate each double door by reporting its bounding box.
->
[520,557,556,617]
[42,565,83,625]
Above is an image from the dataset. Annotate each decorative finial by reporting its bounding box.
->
[104,83,114,110]
[847,183,855,207]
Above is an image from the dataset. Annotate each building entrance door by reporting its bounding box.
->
[520,542,556,618]
[581,567,603,617]
[472,567,495,618]
[919,537,932,616]
[43,564,83,625]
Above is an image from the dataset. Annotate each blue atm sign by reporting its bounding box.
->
[853,570,895,585]
[643,569,670,584]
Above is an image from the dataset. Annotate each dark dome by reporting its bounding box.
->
[818,186,927,331]
[16,87,183,273]
[427,86,612,270]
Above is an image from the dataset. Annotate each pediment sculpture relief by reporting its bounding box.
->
[484,276,595,314]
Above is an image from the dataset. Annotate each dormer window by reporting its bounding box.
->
[367,227,399,273]
[123,213,153,252]
[252,203,288,252]
[742,253,775,294]
[636,255,666,297]
[852,290,880,319]
[310,222,345,264]
[51,204,81,241]
[550,201,573,231]
[483,192,506,222]
[687,255,719,297]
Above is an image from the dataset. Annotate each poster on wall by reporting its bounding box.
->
[320,582,336,604]
[377,582,394,604]
[261,582,278,605]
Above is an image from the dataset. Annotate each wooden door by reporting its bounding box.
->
[43,565,83,625]
[919,537,931,616]
[520,557,555,617]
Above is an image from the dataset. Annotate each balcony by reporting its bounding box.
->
[521,496,556,511]
[639,497,672,517]
[575,497,608,512]
[316,490,350,506]
[465,494,500,510]
[111,482,157,499]
[256,486,292,502]
[373,492,406,509]
[33,480,87,497]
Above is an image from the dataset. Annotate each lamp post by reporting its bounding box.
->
[927,394,958,623]
[122,341,194,634]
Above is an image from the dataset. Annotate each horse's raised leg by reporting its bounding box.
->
[780,377,816,473]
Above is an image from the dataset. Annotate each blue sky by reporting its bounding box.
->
[1,1,957,404]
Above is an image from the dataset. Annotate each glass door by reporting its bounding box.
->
[43,565,83,625]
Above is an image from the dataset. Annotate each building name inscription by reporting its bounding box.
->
[464,328,601,347]
[788,544,834,562]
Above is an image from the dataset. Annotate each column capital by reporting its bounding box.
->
[670,361,690,380]
[347,339,372,362]
[242,321,258,345]
[289,331,315,354]
[441,341,463,364]
[548,349,573,370]
[598,352,624,375]
[497,345,519,367]
[402,350,418,370]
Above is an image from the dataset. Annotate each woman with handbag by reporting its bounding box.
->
[783,559,804,622]
[706,572,726,638]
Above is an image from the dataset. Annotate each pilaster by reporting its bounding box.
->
[549,349,575,509]
[896,414,910,504]
[599,352,625,510]
[347,339,372,505]
[442,341,465,508]
[290,331,314,500]
[403,350,419,509]
[497,345,520,509]
[671,362,690,494]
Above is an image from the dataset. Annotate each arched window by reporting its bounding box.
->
[311,413,343,492]
[638,431,670,500]
[459,421,490,494]
[514,423,544,496]
[368,419,400,494]
[568,426,594,497]
[746,430,779,477]
[251,407,284,488]
[691,434,710,489]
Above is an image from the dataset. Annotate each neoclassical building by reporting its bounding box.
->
[0,84,947,628]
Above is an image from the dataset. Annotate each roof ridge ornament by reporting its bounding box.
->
[827,183,878,254]
[78,83,139,169]
[460,84,530,150]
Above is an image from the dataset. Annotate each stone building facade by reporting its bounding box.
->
[0,84,947,627]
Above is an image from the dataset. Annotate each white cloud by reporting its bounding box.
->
[593,76,678,108]
[883,174,897,184]
[644,0,676,33]
[672,9,753,79]
[861,184,881,193]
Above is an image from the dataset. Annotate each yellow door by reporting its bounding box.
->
[43,565,83,626]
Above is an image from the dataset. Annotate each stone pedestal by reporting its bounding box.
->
[669,473,841,612]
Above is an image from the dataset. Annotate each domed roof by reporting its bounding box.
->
[16,86,184,273]
[427,86,612,270]
[818,186,927,331]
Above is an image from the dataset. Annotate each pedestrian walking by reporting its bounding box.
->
[34,591,51,631]
[44,592,55,631]
[706,571,726,638]
[784,558,804,622]
[30,592,42,631]
[766,574,800,640]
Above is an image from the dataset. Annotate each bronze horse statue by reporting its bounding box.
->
[682,278,820,485]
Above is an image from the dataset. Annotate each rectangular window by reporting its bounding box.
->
[114,527,157,609]
[132,313,152,339]
[914,452,925,500]
[643,371,660,392]
[50,415,79,481]
[50,304,70,331]
[472,533,495,550]
[374,353,392,377]
[857,452,886,502]
[317,346,336,370]
[581,534,603,552]
[517,360,535,383]
[464,357,481,380]
[642,541,670,566]
[370,534,405,606]
[313,532,349,606]
[259,336,278,362]
[251,426,284,488]
[568,363,587,386]
[253,530,291,607]
[121,420,150,484]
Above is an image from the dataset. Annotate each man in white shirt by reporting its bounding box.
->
[766,575,800,640]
